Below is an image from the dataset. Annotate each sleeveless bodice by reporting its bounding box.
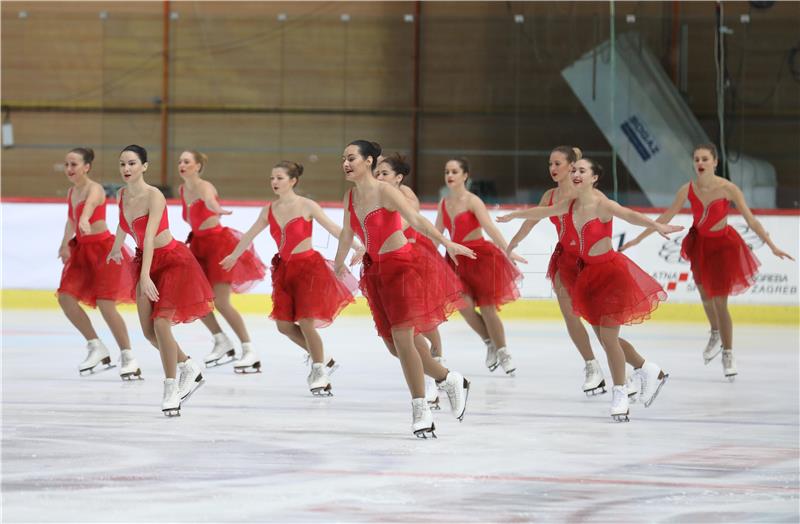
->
[688,182,729,236]
[441,200,481,243]
[565,200,614,263]
[348,191,403,257]
[118,188,169,248]
[268,205,313,258]
[180,186,218,232]
[67,188,106,240]
[547,190,563,235]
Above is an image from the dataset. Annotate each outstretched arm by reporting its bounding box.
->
[620,184,689,251]
[333,191,356,273]
[496,198,571,223]
[471,196,527,263]
[106,189,128,265]
[308,200,365,255]
[383,185,475,263]
[220,205,270,270]
[604,199,683,238]
[200,181,233,216]
[729,183,795,260]
[58,219,75,263]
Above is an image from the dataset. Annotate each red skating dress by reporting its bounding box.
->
[680,182,760,297]
[349,192,466,339]
[567,201,666,326]
[544,190,580,294]
[180,187,266,293]
[403,224,465,299]
[119,189,214,324]
[57,189,136,307]
[440,200,522,308]
[267,205,356,328]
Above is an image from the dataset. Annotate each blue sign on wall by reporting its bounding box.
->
[621,115,660,162]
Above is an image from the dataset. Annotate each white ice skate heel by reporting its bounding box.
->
[582,359,606,396]
[233,343,261,374]
[703,329,722,364]
[439,371,470,421]
[78,339,115,376]
[178,357,205,403]
[484,339,499,372]
[637,361,669,408]
[424,375,440,410]
[625,369,640,404]
[162,378,180,417]
[204,332,236,368]
[411,398,436,438]
[305,354,339,375]
[118,349,143,381]
[307,363,332,396]
[496,347,517,376]
[722,350,737,382]
[610,385,630,422]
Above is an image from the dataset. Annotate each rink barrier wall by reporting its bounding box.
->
[1,290,797,325]
[2,199,798,318]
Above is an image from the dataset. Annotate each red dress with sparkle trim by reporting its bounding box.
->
[567,201,666,326]
[57,189,136,307]
[119,189,214,324]
[349,192,465,339]
[544,190,580,294]
[180,186,266,293]
[441,200,522,308]
[680,182,759,297]
[267,205,356,328]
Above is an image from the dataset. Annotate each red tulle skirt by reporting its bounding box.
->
[361,244,467,339]
[681,226,760,298]
[270,250,357,328]
[134,240,215,324]
[187,226,266,293]
[546,243,580,295]
[571,251,666,327]
[57,233,136,307]
[448,239,522,308]
[404,227,439,256]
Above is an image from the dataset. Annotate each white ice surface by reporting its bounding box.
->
[2,310,798,522]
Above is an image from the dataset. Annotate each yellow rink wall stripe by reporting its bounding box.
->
[2,289,797,325]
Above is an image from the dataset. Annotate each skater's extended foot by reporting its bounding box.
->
[411,398,436,438]
[582,359,606,396]
[204,332,235,368]
[496,347,516,376]
[178,357,205,403]
[703,329,722,364]
[233,343,261,374]
[162,378,180,417]
[79,339,114,376]
[610,385,630,422]
[307,362,332,396]
[636,361,669,408]
[438,371,470,421]
[305,354,339,375]
[118,349,142,381]
[722,350,737,381]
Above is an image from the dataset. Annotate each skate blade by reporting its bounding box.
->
[487,361,500,372]
[414,424,437,439]
[163,408,181,417]
[703,347,722,365]
[643,373,669,408]
[120,369,144,381]
[427,398,441,410]
[311,384,333,396]
[725,373,737,382]
[234,361,262,374]
[204,355,236,368]
[503,368,517,377]
[180,377,205,403]
[611,412,630,423]
[456,379,471,422]
[584,380,607,397]
[628,392,639,404]
[79,362,117,376]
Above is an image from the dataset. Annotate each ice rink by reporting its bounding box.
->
[2,309,798,522]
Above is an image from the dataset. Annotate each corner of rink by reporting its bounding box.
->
[3,289,798,325]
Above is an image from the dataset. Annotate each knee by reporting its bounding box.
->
[57,293,73,308]
[276,322,294,335]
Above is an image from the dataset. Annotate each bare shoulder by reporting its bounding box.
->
[148,186,167,205]
[399,185,417,199]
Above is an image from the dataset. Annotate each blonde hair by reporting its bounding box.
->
[186,150,209,173]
